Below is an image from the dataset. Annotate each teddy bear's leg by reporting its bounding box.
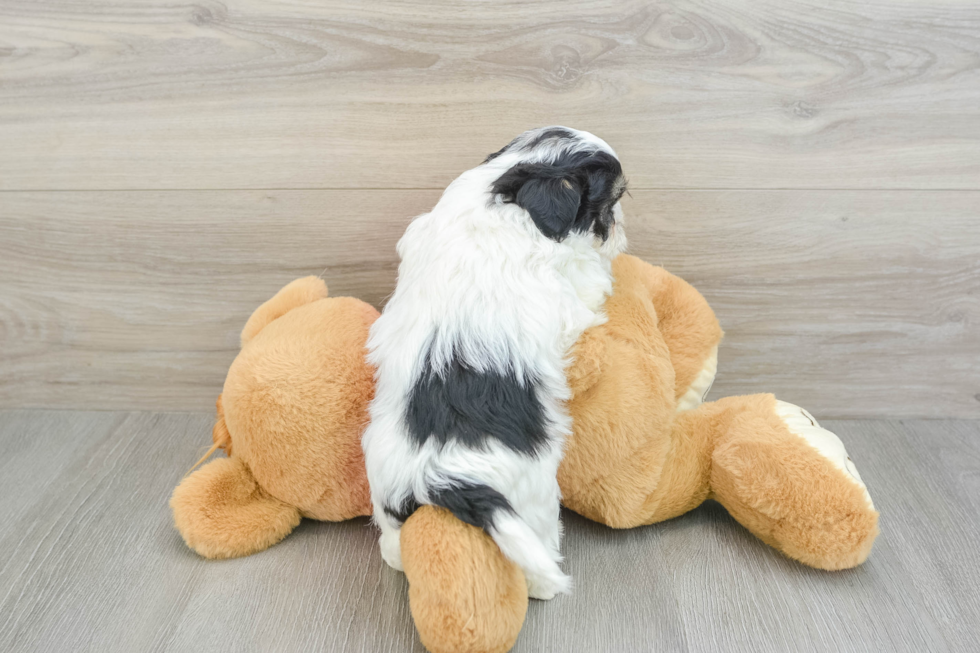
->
[560,331,716,529]
[170,457,302,559]
[401,506,528,653]
[695,394,879,570]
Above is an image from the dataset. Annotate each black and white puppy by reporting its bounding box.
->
[362,126,627,599]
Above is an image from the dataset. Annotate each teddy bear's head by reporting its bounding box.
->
[220,293,378,521]
[172,279,378,559]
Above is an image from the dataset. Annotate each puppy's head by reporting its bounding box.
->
[487,126,627,255]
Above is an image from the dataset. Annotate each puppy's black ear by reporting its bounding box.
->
[492,165,582,241]
[516,175,582,240]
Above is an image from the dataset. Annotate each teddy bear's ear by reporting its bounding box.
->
[241,276,328,346]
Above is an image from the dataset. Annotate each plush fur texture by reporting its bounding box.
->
[560,257,878,557]
[171,277,375,559]
[705,394,879,570]
[171,256,879,653]
[402,506,528,653]
[222,289,376,521]
[361,126,628,600]
[170,456,302,559]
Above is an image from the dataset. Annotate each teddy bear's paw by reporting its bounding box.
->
[677,345,718,412]
[774,400,874,510]
[170,457,302,559]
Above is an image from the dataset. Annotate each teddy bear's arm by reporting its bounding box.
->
[565,327,606,395]
[170,457,302,559]
[612,256,723,407]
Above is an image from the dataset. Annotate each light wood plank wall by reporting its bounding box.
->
[1,0,978,417]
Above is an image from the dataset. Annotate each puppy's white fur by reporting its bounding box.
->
[361,127,626,599]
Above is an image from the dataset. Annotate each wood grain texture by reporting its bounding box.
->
[2,189,977,417]
[0,411,978,652]
[1,0,979,190]
[0,411,420,653]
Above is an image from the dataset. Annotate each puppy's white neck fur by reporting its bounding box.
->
[433,166,620,305]
[391,189,618,369]
[550,230,614,314]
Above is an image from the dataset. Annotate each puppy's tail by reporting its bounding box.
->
[489,511,571,600]
[428,479,571,601]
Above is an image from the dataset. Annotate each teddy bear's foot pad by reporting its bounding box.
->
[774,400,874,510]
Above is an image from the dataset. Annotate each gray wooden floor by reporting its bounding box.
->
[0,410,977,653]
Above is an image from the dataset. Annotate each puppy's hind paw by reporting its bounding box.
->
[379,528,404,571]
[526,571,572,600]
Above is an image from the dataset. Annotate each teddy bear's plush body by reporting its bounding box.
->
[171,255,878,653]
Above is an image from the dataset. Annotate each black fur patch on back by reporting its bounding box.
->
[406,353,549,456]
[430,479,514,531]
[491,149,624,242]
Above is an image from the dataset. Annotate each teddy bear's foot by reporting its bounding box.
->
[170,457,302,559]
[402,506,527,653]
[709,394,879,571]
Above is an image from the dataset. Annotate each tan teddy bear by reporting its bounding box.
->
[171,254,877,653]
